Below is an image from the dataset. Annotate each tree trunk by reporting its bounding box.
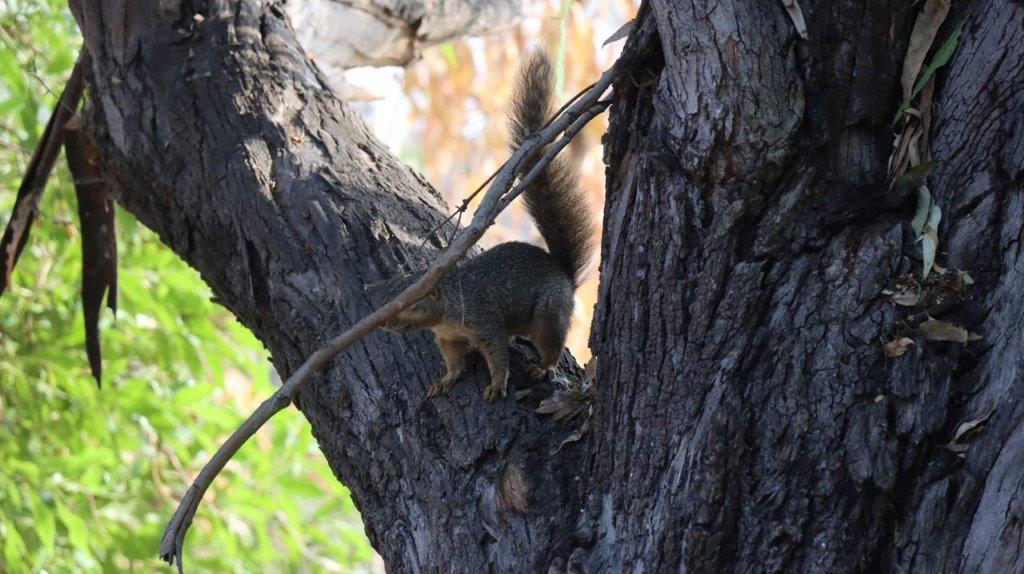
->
[582,1,1024,572]
[67,0,1024,572]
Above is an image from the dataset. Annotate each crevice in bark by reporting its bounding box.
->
[580,0,1024,572]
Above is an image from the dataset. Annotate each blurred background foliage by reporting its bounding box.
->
[0,0,635,571]
[0,1,373,572]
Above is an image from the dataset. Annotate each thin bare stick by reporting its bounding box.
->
[160,60,625,572]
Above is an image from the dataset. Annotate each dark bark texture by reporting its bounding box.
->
[585,1,1024,572]
[69,1,584,572]
[68,0,1024,572]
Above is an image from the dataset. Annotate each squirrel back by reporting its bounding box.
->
[508,52,595,287]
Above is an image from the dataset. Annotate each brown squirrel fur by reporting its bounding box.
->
[383,52,594,401]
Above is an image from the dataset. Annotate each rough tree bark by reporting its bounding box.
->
[66,0,1023,572]
[584,1,1024,572]
[69,1,585,571]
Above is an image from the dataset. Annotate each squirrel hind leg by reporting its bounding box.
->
[528,315,569,381]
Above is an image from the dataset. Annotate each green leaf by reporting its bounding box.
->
[31,495,57,554]
[56,501,91,552]
[440,42,457,68]
[278,475,327,498]
[923,203,942,279]
[921,229,938,279]
[2,520,29,570]
[895,159,939,187]
[912,17,966,99]
[912,186,942,279]
[892,17,967,125]
[911,186,933,236]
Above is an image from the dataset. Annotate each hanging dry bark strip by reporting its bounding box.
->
[0,55,84,296]
[159,56,631,572]
[901,0,951,101]
[64,122,118,385]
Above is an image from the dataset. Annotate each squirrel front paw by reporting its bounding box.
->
[427,376,453,397]
[483,381,506,402]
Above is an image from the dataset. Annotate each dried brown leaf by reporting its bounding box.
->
[951,410,994,444]
[535,399,562,415]
[884,337,916,357]
[918,319,979,344]
[907,128,924,168]
[888,123,919,184]
[556,411,592,453]
[918,75,937,159]
[779,0,809,40]
[943,409,995,456]
[891,289,921,307]
[558,427,584,450]
[602,19,635,46]
[497,461,530,512]
[583,356,598,383]
[901,0,951,101]
[942,442,969,458]
[66,126,118,386]
[552,402,580,421]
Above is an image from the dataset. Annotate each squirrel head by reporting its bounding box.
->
[380,280,445,332]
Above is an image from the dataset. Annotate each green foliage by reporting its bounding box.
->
[0,2,374,572]
[911,186,942,279]
[892,17,966,125]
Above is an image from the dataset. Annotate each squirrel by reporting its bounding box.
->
[382,51,595,402]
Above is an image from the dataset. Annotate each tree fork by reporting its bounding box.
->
[64,0,1024,571]
[67,0,653,570]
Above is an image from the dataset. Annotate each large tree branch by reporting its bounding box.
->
[67,0,630,570]
[288,0,521,69]
[160,88,614,569]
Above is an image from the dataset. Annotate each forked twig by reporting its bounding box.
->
[160,61,625,572]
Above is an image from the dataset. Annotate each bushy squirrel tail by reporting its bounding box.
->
[507,51,594,287]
